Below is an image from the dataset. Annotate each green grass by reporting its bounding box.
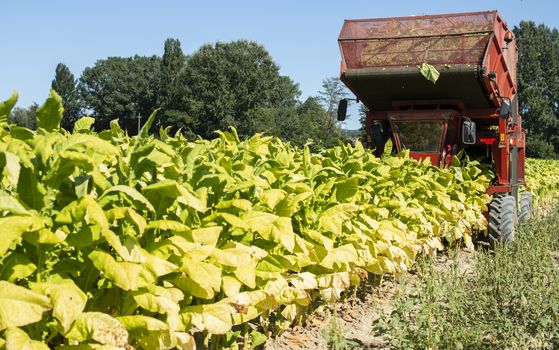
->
[373,209,559,349]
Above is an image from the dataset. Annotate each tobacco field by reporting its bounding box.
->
[1,90,559,349]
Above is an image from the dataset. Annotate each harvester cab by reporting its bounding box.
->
[337,11,529,244]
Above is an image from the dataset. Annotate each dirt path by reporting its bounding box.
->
[264,250,476,350]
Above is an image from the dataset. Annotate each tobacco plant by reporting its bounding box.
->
[0,90,556,349]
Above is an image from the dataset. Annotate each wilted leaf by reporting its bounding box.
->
[419,63,440,84]
[65,312,128,346]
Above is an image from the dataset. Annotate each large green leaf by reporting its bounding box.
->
[0,91,18,124]
[117,315,175,350]
[61,134,119,157]
[0,253,37,282]
[16,166,45,210]
[44,150,95,188]
[4,327,49,350]
[180,303,235,334]
[98,185,155,213]
[88,250,156,291]
[0,216,44,257]
[132,289,180,316]
[0,281,51,330]
[29,279,87,332]
[142,180,207,212]
[56,196,109,247]
[335,177,359,202]
[36,89,63,132]
[318,203,358,236]
[319,244,359,270]
[0,151,21,189]
[180,256,221,297]
[0,190,30,215]
[73,117,96,133]
[138,109,159,139]
[189,226,222,246]
[65,312,128,347]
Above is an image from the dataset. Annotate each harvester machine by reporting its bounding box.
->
[336,11,529,243]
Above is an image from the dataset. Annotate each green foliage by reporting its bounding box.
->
[526,138,557,159]
[0,91,18,124]
[0,91,512,348]
[321,309,356,350]
[318,77,348,124]
[525,158,559,207]
[74,38,346,148]
[159,38,186,110]
[78,55,162,133]
[179,40,300,139]
[36,89,63,132]
[515,21,559,156]
[246,97,347,151]
[9,103,39,130]
[374,208,559,349]
[158,38,187,132]
[52,63,81,131]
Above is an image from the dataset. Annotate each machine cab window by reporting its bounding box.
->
[391,119,445,152]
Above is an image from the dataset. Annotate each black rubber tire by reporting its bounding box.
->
[488,194,517,245]
[518,191,532,223]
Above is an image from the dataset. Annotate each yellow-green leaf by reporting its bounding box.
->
[0,281,51,331]
[36,89,63,132]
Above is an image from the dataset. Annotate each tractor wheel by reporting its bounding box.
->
[518,191,533,223]
[488,194,517,245]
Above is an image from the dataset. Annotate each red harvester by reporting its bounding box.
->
[336,11,529,243]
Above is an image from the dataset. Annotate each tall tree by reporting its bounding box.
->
[514,21,559,158]
[179,40,300,138]
[78,55,161,133]
[160,39,186,111]
[296,96,346,149]
[318,77,348,127]
[159,38,188,132]
[51,63,80,130]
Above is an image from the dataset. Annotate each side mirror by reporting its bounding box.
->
[462,120,476,145]
[337,99,348,121]
[500,99,511,118]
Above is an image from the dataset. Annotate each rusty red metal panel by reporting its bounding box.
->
[339,11,495,69]
[339,11,495,39]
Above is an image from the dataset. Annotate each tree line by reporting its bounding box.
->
[9,20,559,158]
[515,21,559,159]
[10,39,350,150]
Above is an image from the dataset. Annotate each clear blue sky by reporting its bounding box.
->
[1,0,557,130]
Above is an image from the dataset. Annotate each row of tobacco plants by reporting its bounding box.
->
[1,91,559,349]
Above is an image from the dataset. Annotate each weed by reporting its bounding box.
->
[322,308,357,350]
[373,209,559,349]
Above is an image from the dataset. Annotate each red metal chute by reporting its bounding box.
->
[338,11,517,111]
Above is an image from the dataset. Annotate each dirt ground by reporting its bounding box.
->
[263,250,476,350]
